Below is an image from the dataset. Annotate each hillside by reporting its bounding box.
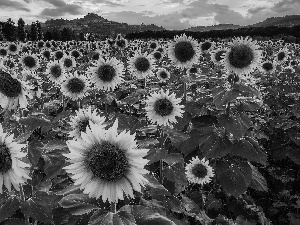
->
[40,13,165,37]
[184,24,241,32]
[250,15,300,27]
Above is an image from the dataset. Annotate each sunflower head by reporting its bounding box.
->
[7,43,18,54]
[0,48,7,57]
[185,157,214,185]
[97,64,116,82]
[0,70,22,98]
[54,50,64,60]
[66,77,85,94]
[201,41,213,52]
[154,98,174,117]
[153,51,162,61]
[134,56,150,72]
[149,41,157,49]
[262,62,274,72]
[42,50,51,60]
[71,50,80,59]
[50,64,62,78]
[37,41,44,49]
[21,54,39,71]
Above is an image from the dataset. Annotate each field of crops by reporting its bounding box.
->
[0,34,300,225]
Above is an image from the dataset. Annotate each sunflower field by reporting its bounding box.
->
[0,34,300,225]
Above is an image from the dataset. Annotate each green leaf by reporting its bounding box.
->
[213,88,240,109]
[120,205,176,225]
[1,219,27,225]
[180,196,200,214]
[231,137,267,165]
[145,148,168,165]
[288,130,300,146]
[248,163,268,192]
[205,194,222,210]
[89,210,136,225]
[163,153,184,166]
[232,83,261,97]
[143,174,171,196]
[43,149,66,180]
[162,127,189,148]
[0,197,21,223]
[19,116,51,132]
[216,159,252,197]
[137,139,159,148]
[178,129,201,156]
[42,139,68,153]
[198,132,232,158]
[52,110,72,123]
[14,131,33,143]
[218,113,251,139]
[59,194,99,216]
[27,140,44,167]
[21,198,53,224]
[163,163,188,185]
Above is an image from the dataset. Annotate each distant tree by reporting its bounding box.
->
[30,22,38,41]
[2,18,16,41]
[0,25,4,41]
[36,21,43,40]
[52,28,61,41]
[79,32,85,41]
[61,27,73,41]
[17,18,26,42]
[44,30,53,41]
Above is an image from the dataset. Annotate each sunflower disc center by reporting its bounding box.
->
[154,98,174,116]
[97,65,116,82]
[153,52,162,60]
[191,163,208,179]
[159,71,168,79]
[9,44,17,52]
[228,44,254,69]
[50,65,62,78]
[134,57,150,72]
[215,50,226,62]
[0,70,22,98]
[0,49,7,56]
[24,56,36,68]
[64,58,73,68]
[277,52,285,61]
[87,142,129,181]
[67,77,85,93]
[201,42,212,51]
[262,62,273,71]
[55,51,64,60]
[174,41,195,63]
[72,51,80,58]
[0,144,12,173]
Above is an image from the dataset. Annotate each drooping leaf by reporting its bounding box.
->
[213,88,240,109]
[43,149,66,180]
[143,174,171,196]
[27,140,44,167]
[231,137,267,165]
[163,163,188,185]
[248,163,268,192]
[59,194,99,216]
[145,148,168,165]
[19,116,51,132]
[216,159,252,197]
[178,129,202,156]
[89,209,136,225]
[0,197,21,223]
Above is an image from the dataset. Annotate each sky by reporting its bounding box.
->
[1,0,300,30]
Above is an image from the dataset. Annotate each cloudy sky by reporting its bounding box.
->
[1,0,299,30]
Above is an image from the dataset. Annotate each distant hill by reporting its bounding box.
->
[184,24,241,32]
[38,13,165,37]
[185,15,300,33]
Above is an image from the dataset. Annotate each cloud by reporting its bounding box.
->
[43,0,67,7]
[40,4,83,17]
[105,11,191,30]
[247,7,266,15]
[0,0,30,12]
[91,0,124,6]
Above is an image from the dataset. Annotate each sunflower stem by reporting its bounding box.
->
[20,184,31,225]
[111,201,117,214]
[226,102,230,116]
[159,128,164,184]
[183,82,187,102]
[19,109,25,133]
[144,77,147,89]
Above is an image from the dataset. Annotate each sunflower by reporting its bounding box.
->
[0,47,8,58]
[200,40,215,53]
[1,57,16,71]
[70,49,81,59]
[185,156,214,185]
[68,106,106,139]
[152,50,163,61]
[128,50,155,79]
[41,49,52,61]
[60,71,90,101]
[145,89,184,127]
[0,69,33,110]
[156,68,170,83]
[259,61,276,74]
[36,40,45,50]
[45,41,52,49]
[61,55,76,71]
[167,33,201,69]
[221,36,262,75]
[7,43,19,55]
[45,60,66,84]
[54,50,64,61]
[115,38,128,49]
[88,57,124,91]
[275,48,289,64]
[0,123,31,193]
[210,47,227,65]
[149,40,158,50]
[20,53,40,71]
[63,119,149,203]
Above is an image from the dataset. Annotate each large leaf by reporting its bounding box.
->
[0,196,21,223]
[89,210,136,225]
[43,149,66,180]
[21,198,53,224]
[145,148,168,165]
[198,132,232,158]
[231,137,267,165]
[177,129,202,156]
[19,115,51,132]
[218,113,251,139]
[162,127,189,148]
[248,163,268,192]
[213,88,240,109]
[163,163,188,185]
[27,140,44,167]
[143,174,171,196]
[232,83,261,97]
[59,194,99,216]
[120,205,176,225]
[216,159,252,197]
